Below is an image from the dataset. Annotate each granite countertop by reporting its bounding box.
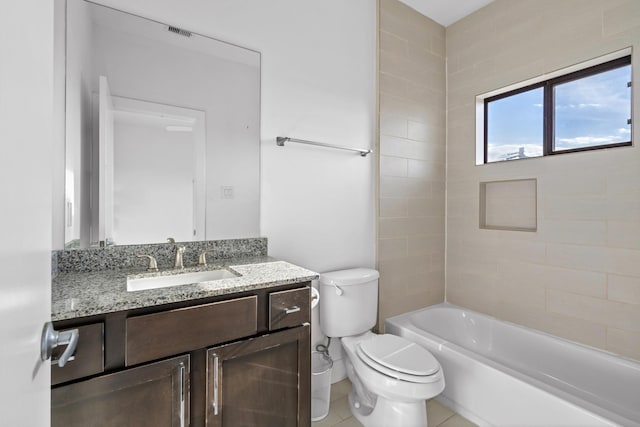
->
[52,256,319,322]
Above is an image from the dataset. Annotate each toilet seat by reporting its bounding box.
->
[356,334,441,384]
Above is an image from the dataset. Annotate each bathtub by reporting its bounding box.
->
[385,303,640,427]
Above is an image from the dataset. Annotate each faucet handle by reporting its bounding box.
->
[198,249,215,266]
[174,246,186,269]
[136,254,159,271]
[167,237,176,244]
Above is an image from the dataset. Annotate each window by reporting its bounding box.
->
[484,56,632,163]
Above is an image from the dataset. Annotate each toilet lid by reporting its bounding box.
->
[356,334,440,382]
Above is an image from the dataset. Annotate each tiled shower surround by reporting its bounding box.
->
[377,0,447,324]
[54,238,267,273]
[378,0,640,361]
[445,0,640,360]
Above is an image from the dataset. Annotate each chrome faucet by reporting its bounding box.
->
[167,237,186,269]
[198,248,215,266]
[136,254,158,271]
[174,246,186,269]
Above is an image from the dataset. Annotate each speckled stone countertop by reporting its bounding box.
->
[52,256,319,322]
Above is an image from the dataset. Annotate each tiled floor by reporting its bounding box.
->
[313,379,477,427]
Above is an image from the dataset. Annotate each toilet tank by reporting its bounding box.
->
[319,268,379,338]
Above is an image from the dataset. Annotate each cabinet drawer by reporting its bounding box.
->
[269,287,310,331]
[126,296,257,366]
[52,323,104,386]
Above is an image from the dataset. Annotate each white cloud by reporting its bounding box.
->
[555,135,623,147]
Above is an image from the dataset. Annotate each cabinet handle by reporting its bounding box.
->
[50,355,75,365]
[179,362,186,427]
[284,306,301,314]
[40,322,79,368]
[212,353,220,416]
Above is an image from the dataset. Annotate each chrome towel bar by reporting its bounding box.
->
[276,136,372,157]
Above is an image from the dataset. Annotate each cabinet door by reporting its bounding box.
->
[52,355,189,427]
[206,325,310,427]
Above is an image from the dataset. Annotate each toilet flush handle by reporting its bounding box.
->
[333,284,344,296]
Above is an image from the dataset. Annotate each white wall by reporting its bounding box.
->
[90,0,377,273]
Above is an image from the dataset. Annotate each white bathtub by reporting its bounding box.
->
[386,303,640,427]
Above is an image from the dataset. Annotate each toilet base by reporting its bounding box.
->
[348,389,428,427]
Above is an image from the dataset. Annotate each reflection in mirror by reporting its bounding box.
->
[62,0,260,249]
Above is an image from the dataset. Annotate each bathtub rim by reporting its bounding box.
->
[385,302,640,427]
[392,302,640,368]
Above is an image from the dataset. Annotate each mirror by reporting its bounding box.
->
[62,0,260,248]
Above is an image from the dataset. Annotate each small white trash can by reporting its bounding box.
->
[311,351,333,421]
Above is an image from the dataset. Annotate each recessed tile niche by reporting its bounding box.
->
[479,179,537,232]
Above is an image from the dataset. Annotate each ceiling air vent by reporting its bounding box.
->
[168,26,192,38]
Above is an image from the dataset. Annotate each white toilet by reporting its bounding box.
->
[319,268,444,427]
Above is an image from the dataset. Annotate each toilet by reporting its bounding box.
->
[319,268,444,427]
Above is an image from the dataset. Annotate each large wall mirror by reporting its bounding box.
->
[61,0,260,249]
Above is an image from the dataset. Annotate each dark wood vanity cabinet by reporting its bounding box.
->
[51,283,311,427]
[206,325,310,427]
[52,355,189,427]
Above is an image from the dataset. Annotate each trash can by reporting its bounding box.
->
[311,351,333,421]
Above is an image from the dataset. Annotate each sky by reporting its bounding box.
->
[486,64,632,162]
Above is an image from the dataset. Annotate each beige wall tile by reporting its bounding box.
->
[608,274,640,305]
[379,113,407,138]
[407,196,444,218]
[542,265,607,299]
[539,220,607,246]
[379,30,408,56]
[547,289,640,332]
[379,73,408,97]
[378,238,408,261]
[379,197,408,218]
[603,1,640,37]
[541,195,607,220]
[605,195,640,221]
[407,159,445,181]
[607,248,640,278]
[607,328,640,360]
[408,234,445,257]
[377,0,445,327]
[378,217,410,238]
[446,0,640,359]
[380,155,408,177]
[380,135,444,162]
[545,243,609,273]
[607,221,640,250]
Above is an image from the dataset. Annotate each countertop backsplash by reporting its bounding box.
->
[53,238,268,274]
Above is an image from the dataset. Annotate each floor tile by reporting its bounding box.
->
[427,398,455,426]
[312,411,343,427]
[313,379,476,427]
[331,395,354,420]
[332,417,364,427]
[331,379,352,402]
[438,413,478,427]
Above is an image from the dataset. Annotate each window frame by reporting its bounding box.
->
[483,55,632,164]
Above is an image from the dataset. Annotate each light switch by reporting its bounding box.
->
[221,186,234,199]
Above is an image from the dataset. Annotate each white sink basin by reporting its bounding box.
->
[127,269,239,292]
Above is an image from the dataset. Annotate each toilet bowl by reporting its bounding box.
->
[319,268,445,427]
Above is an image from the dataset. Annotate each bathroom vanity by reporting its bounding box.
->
[50,253,316,427]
